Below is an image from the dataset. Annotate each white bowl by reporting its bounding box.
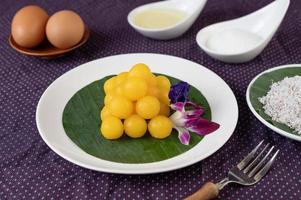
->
[127,0,207,40]
[196,0,290,63]
[246,64,301,142]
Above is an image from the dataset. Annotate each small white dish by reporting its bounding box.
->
[128,0,207,40]
[196,0,290,63]
[36,53,238,174]
[246,64,301,142]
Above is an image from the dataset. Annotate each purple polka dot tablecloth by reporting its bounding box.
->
[0,0,301,199]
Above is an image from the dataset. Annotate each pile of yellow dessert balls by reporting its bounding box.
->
[100,63,173,140]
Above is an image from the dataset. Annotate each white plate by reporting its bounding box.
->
[36,53,238,174]
[246,64,301,142]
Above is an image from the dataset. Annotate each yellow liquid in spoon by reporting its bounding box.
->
[133,8,187,29]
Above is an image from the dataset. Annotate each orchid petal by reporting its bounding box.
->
[184,101,205,117]
[170,101,205,117]
[170,111,185,127]
[183,116,199,124]
[176,127,190,145]
[170,102,185,112]
[185,101,203,109]
[169,82,190,103]
[186,118,220,136]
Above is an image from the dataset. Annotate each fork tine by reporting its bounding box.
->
[237,140,264,170]
[248,146,274,177]
[243,143,270,174]
[254,150,279,181]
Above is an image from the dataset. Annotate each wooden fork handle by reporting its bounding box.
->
[184,182,219,200]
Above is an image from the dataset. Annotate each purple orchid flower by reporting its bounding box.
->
[169,81,190,104]
[169,101,220,145]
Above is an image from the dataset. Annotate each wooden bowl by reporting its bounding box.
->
[9,26,90,59]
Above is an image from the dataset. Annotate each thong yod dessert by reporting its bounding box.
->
[100,63,220,145]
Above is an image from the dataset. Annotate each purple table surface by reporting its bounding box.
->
[1,0,301,199]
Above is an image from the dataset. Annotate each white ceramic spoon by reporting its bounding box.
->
[196,0,290,63]
[127,0,207,40]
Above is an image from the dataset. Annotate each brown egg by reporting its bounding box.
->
[46,10,85,49]
[11,5,49,48]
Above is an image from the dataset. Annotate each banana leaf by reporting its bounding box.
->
[63,75,211,163]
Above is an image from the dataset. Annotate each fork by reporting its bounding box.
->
[185,140,279,200]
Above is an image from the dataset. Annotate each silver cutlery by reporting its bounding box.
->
[185,140,279,200]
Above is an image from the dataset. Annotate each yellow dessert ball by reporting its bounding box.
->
[159,103,170,116]
[129,63,151,80]
[116,72,128,85]
[114,86,124,96]
[108,96,134,119]
[147,86,160,98]
[104,93,114,106]
[104,77,117,94]
[101,116,124,139]
[147,73,157,86]
[136,96,160,119]
[159,93,170,105]
[100,106,112,120]
[124,115,147,138]
[156,75,171,92]
[148,116,173,139]
[123,77,148,101]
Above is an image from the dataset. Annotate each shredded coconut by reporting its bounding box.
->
[259,76,301,135]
